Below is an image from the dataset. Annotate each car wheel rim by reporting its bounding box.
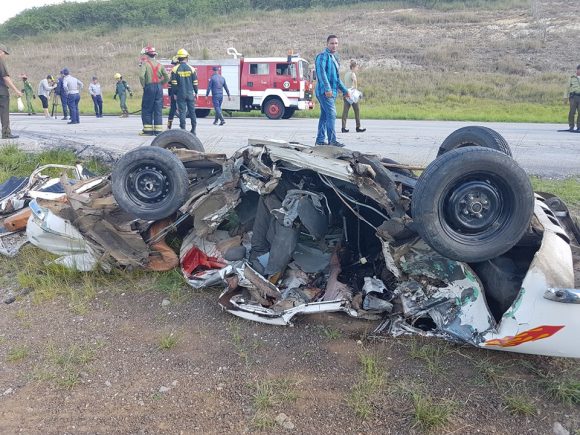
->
[126,164,171,205]
[441,175,511,239]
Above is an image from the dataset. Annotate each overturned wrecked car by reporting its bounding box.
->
[1,127,578,358]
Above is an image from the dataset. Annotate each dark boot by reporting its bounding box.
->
[167,119,173,129]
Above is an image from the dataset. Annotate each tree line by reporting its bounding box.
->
[0,0,492,39]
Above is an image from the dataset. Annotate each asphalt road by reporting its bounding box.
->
[6,113,580,177]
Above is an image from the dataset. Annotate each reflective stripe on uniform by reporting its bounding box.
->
[143,124,154,132]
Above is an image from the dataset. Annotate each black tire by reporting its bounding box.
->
[151,129,204,152]
[281,107,296,119]
[263,98,285,120]
[411,147,534,262]
[437,126,512,157]
[112,147,189,221]
[195,109,210,118]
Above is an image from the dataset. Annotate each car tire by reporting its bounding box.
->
[282,107,296,119]
[437,126,512,157]
[151,129,204,152]
[195,109,210,118]
[112,147,189,221]
[411,147,534,262]
[263,98,285,120]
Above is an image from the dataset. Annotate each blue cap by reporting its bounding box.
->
[62,68,69,75]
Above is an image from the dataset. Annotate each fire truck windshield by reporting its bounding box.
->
[299,60,310,81]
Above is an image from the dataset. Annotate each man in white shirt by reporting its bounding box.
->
[62,68,83,124]
[89,76,103,118]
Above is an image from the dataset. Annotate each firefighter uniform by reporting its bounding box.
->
[114,74,133,117]
[566,69,580,131]
[171,61,198,134]
[139,51,169,135]
[166,57,179,129]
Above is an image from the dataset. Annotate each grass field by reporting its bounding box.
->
[4,1,578,124]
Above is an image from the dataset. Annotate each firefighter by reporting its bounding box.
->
[21,75,36,115]
[55,70,68,120]
[170,48,198,134]
[138,46,169,136]
[166,56,179,129]
[114,73,133,118]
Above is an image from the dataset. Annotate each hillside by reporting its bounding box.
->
[2,0,578,122]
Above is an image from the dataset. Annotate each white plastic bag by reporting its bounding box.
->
[16,97,24,112]
[345,88,362,104]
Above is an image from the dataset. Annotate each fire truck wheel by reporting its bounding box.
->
[112,147,189,221]
[263,98,285,120]
[151,129,205,152]
[281,107,296,119]
[195,109,210,118]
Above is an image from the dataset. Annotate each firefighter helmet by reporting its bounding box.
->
[176,48,189,58]
[142,46,157,56]
[114,73,122,79]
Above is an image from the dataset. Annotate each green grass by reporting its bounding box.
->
[412,392,455,432]
[154,269,188,304]
[348,353,386,419]
[531,177,580,207]
[542,375,580,405]
[503,394,537,416]
[158,332,179,350]
[0,144,109,183]
[6,345,29,362]
[252,378,298,411]
[320,325,343,340]
[409,341,449,375]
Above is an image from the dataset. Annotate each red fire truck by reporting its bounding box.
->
[161,48,314,120]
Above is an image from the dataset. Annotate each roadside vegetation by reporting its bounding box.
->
[2,0,576,123]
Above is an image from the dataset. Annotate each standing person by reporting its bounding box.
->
[341,60,365,133]
[564,64,580,132]
[170,48,198,134]
[62,68,83,124]
[0,43,22,139]
[139,46,169,136]
[206,66,231,126]
[113,73,133,118]
[166,57,179,129]
[21,75,36,115]
[89,76,103,118]
[55,70,69,120]
[314,35,350,147]
[37,74,56,118]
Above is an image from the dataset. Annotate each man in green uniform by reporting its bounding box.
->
[565,64,580,132]
[114,73,133,118]
[0,43,23,139]
[170,48,198,134]
[21,75,35,115]
[139,46,169,135]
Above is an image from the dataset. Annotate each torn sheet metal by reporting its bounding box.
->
[26,199,99,271]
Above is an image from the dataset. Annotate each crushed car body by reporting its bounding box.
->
[1,127,578,358]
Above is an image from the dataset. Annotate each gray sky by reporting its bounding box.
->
[0,0,90,24]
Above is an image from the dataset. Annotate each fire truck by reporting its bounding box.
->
[161,48,314,120]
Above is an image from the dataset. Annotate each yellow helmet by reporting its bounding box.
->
[114,73,122,79]
[176,48,189,58]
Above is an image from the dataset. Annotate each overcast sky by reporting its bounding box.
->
[0,0,90,24]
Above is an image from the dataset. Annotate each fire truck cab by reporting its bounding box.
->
[161,48,314,120]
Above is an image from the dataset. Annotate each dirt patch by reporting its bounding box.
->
[1,273,578,433]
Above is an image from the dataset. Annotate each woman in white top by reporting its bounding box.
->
[341,60,365,133]
[37,75,56,118]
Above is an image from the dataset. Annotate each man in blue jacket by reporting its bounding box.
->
[206,66,231,126]
[315,35,350,147]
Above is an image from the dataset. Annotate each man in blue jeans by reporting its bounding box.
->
[206,66,231,126]
[315,34,350,147]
